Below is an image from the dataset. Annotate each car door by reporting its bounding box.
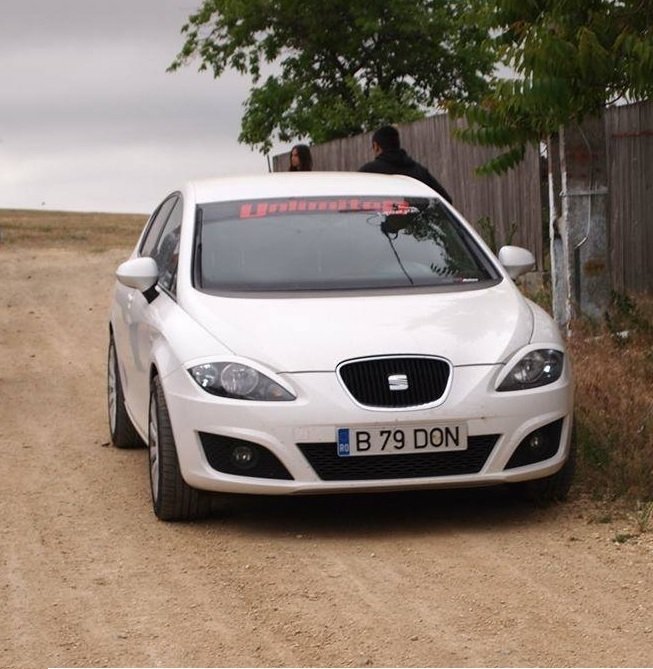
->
[113,195,180,432]
[130,196,185,430]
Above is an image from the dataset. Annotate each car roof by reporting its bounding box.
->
[186,171,441,204]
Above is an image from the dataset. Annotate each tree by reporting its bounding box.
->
[448,0,653,173]
[169,0,495,152]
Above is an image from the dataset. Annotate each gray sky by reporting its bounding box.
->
[0,0,290,213]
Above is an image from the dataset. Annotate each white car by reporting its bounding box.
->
[108,172,574,521]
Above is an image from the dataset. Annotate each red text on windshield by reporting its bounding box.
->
[239,198,413,219]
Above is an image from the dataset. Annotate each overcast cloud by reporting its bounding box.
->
[0,0,286,213]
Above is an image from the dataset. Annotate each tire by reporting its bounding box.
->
[513,424,577,504]
[107,335,141,449]
[149,376,211,521]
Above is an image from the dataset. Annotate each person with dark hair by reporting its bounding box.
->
[359,125,452,203]
[289,144,313,171]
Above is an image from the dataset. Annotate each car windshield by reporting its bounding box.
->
[195,196,499,292]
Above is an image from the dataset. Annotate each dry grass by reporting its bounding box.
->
[2,208,652,505]
[0,208,146,251]
[569,294,653,502]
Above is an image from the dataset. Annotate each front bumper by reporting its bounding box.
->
[161,363,574,495]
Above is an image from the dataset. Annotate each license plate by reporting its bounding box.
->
[336,423,468,457]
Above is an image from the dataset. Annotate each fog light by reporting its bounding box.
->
[528,432,546,451]
[231,444,258,470]
[505,419,564,470]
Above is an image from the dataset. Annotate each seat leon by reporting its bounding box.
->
[107,172,574,521]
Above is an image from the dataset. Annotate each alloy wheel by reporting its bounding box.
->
[107,342,118,434]
[148,393,160,504]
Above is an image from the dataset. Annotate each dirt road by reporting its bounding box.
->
[1,245,652,668]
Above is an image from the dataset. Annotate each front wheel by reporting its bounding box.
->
[149,376,211,521]
[107,335,141,449]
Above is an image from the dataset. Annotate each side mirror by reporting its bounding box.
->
[116,256,159,292]
[498,245,535,280]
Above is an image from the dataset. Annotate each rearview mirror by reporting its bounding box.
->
[381,214,411,235]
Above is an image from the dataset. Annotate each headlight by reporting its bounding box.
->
[497,349,564,391]
[188,362,295,401]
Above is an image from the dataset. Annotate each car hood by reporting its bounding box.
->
[183,283,533,371]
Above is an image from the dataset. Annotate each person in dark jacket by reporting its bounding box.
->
[359,125,452,203]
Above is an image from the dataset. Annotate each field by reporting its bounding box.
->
[0,207,147,249]
[1,207,652,668]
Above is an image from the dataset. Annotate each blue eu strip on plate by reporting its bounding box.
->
[337,428,350,456]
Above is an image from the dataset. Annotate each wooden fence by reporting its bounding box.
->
[273,100,653,294]
[273,113,544,268]
[606,101,653,294]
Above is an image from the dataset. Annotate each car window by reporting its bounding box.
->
[139,196,177,258]
[153,198,183,294]
[195,196,498,292]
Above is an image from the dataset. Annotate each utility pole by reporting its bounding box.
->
[549,115,612,328]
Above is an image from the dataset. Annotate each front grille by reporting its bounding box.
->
[297,435,498,481]
[338,356,450,408]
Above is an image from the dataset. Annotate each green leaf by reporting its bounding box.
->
[475,145,526,175]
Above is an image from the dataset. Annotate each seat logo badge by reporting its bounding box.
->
[388,374,409,391]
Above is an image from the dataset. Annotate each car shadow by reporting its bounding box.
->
[204,486,568,538]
